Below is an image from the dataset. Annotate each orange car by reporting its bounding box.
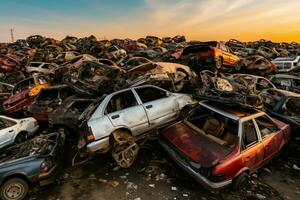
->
[173,41,241,72]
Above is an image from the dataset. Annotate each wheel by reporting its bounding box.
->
[0,178,29,200]
[215,57,222,69]
[232,172,248,189]
[15,132,28,144]
[111,130,139,168]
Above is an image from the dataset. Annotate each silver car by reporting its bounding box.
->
[0,115,39,149]
[81,85,194,167]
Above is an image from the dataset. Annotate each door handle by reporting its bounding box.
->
[111,114,120,119]
[146,105,153,109]
[8,130,14,133]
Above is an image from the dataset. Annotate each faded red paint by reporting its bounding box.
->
[161,118,290,189]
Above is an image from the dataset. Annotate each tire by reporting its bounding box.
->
[215,57,222,69]
[0,178,29,200]
[111,130,139,168]
[15,132,28,144]
[232,172,248,189]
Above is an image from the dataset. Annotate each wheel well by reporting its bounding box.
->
[235,168,250,179]
[1,174,30,188]
[16,131,28,139]
[109,128,132,145]
[176,68,189,79]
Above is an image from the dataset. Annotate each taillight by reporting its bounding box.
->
[29,87,41,97]
[86,132,95,142]
[87,127,95,142]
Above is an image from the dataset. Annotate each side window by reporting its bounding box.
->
[254,116,278,138]
[106,90,138,114]
[135,87,168,103]
[271,78,291,88]
[242,120,258,150]
[41,64,50,69]
[0,119,7,129]
[220,44,227,52]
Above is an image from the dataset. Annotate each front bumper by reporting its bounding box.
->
[159,139,232,190]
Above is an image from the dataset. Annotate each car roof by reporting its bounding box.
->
[271,74,300,80]
[199,101,264,121]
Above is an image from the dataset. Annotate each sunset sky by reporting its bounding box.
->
[0,0,300,42]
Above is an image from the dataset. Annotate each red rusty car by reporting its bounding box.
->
[1,75,49,113]
[159,101,290,190]
[172,41,240,72]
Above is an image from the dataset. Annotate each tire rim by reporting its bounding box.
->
[3,183,24,199]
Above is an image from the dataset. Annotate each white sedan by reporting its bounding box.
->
[80,85,195,168]
[0,115,39,149]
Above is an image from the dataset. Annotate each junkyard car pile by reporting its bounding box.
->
[0,35,300,199]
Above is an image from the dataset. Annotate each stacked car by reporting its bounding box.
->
[0,34,299,199]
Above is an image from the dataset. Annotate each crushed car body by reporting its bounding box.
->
[78,85,194,168]
[0,132,64,200]
[193,71,274,108]
[261,88,300,138]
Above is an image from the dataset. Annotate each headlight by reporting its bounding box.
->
[40,159,53,174]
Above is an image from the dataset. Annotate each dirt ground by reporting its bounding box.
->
[31,140,300,200]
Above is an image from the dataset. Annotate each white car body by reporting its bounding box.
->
[272,56,300,72]
[26,62,60,75]
[0,115,39,149]
[85,85,194,153]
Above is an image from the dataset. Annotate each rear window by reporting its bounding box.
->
[182,43,215,55]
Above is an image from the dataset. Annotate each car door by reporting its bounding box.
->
[0,118,15,147]
[134,86,178,127]
[220,44,231,65]
[253,115,283,161]
[105,89,149,136]
[240,119,265,171]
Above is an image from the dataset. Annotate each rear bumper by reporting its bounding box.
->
[86,136,110,153]
[159,139,232,190]
[29,125,39,136]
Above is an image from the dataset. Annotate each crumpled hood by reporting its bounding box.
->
[162,122,231,168]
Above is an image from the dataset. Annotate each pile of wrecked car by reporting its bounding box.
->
[0,34,299,199]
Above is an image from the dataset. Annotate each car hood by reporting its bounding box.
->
[162,122,231,168]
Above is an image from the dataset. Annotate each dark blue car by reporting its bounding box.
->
[0,132,64,200]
